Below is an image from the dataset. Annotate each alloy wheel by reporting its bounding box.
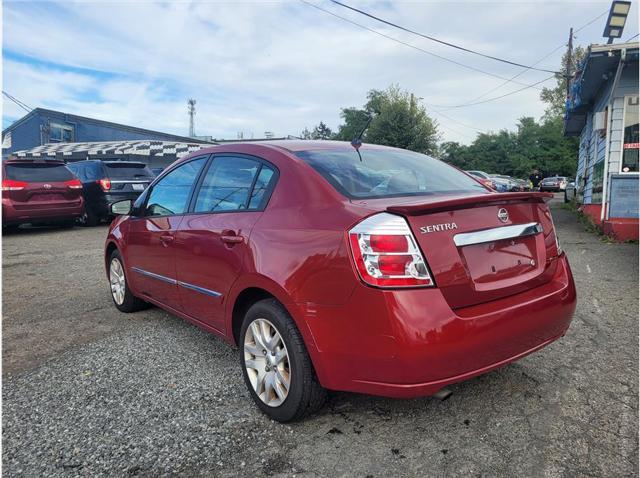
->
[243,318,291,407]
[109,258,126,305]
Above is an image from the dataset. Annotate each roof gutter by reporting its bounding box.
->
[601,48,626,222]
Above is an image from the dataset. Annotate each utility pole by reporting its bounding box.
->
[187,99,196,137]
[565,27,573,99]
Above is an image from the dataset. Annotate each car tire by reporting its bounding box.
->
[108,249,148,313]
[239,299,327,422]
[79,207,100,227]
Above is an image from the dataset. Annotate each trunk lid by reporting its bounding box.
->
[382,192,560,309]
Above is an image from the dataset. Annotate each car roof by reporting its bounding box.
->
[5,158,66,165]
[188,140,407,157]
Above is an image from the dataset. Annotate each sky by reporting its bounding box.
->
[2,0,638,144]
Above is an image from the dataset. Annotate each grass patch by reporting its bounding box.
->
[559,201,614,242]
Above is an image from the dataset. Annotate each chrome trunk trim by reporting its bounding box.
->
[454,222,542,247]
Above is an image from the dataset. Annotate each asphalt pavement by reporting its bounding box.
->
[2,197,638,477]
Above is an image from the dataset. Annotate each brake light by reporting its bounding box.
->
[1,179,27,191]
[481,178,494,189]
[65,178,83,189]
[348,213,433,288]
[97,178,111,191]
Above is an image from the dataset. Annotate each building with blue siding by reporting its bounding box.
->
[2,108,209,160]
[564,41,639,240]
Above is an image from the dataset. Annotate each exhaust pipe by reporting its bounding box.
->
[433,388,453,401]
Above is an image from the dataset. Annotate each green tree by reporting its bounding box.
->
[312,121,333,140]
[335,85,439,154]
[301,122,334,140]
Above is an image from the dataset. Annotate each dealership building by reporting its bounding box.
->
[564,41,639,240]
[2,108,212,167]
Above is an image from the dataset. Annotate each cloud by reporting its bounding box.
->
[3,0,638,144]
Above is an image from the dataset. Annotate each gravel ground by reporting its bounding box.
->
[2,198,638,477]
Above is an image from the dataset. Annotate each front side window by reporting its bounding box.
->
[145,157,207,217]
[194,156,271,213]
[621,95,639,173]
[297,148,487,199]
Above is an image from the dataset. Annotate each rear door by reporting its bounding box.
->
[387,194,560,309]
[125,156,208,308]
[3,162,81,209]
[174,155,277,332]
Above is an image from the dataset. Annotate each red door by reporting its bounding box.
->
[124,155,209,309]
[174,154,277,332]
[125,215,183,308]
[175,212,261,331]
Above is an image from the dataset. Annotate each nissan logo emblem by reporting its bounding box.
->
[497,208,509,223]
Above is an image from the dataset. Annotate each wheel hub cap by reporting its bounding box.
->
[109,258,126,305]
[244,318,291,407]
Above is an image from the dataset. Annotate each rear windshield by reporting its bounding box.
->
[104,163,154,179]
[4,163,74,182]
[296,149,487,199]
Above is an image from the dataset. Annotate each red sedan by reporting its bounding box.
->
[104,141,576,422]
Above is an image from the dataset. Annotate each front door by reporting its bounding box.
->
[125,156,209,309]
[175,155,277,332]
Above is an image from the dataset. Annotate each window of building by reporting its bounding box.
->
[194,156,272,213]
[621,95,639,173]
[144,157,207,217]
[49,123,74,143]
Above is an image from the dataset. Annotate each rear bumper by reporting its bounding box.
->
[2,198,84,225]
[302,254,576,398]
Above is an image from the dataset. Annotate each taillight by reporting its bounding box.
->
[65,178,83,189]
[481,178,494,189]
[1,179,27,191]
[348,213,433,288]
[97,178,111,191]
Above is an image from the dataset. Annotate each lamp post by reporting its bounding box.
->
[603,1,631,44]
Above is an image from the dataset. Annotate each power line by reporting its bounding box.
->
[427,9,609,110]
[329,0,560,74]
[300,0,549,91]
[625,33,639,41]
[2,91,32,114]
[425,75,553,109]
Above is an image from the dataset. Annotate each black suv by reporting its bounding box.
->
[67,160,154,226]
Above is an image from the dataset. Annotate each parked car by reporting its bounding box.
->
[513,178,532,191]
[105,141,576,422]
[487,175,512,192]
[491,175,521,192]
[564,179,577,203]
[2,159,84,229]
[151,167,164,177]
[465,170,496,190]
[67,160,154,226]
[539,176,568,192]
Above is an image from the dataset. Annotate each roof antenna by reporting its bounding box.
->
[351,114,373,162]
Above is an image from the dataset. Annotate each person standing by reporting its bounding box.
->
[529,170,543,190]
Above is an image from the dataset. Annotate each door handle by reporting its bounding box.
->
[159,234,175,246]
[220,230,243,245]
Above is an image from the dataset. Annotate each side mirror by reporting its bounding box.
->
[111,200,133,216]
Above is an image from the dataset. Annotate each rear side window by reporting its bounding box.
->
[145,157,207,217]
[194,156,268,213]
[105,163,154,180]
[297,149,487,199]
[4,163,74,182]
